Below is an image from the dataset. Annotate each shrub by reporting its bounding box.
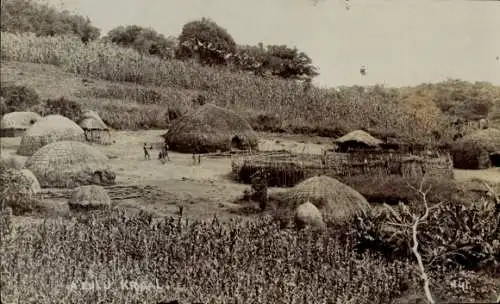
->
[176,17,237,66]
[0,0,100,42]
[0,83,41,114]
[104,25,176,59]
[41,97,83,121]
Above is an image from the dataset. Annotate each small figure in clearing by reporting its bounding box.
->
[251,169,270,211]
[161,142,171,162]
[197,154,201,165]
[143,143,152,160]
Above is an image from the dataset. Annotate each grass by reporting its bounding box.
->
[1,208,498,303]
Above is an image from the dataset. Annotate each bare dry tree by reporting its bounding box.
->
[383,177,440,304]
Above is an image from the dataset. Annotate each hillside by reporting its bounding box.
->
[2,32,499,146]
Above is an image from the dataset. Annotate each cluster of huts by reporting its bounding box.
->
[1,110,116,212]
[1,103,499,225]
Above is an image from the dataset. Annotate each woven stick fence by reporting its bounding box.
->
[231,150,454,187]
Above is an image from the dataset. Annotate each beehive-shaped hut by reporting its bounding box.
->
[0,111,42,137]
[165,104,259,153]
[334,130,383,152]
[68,185,111,211]
[17,114,85,156]
[25,141,116,188]
[450,128,500,169]
[78,110,112,145]
[285,175,370,223]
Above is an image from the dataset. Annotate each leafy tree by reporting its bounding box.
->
[232,43,319,81]
[262,45,319,80]
[104,25,176,59]
[0,0,100,42]
[176,17,237,66]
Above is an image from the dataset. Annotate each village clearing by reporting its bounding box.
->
[0,130,334,221]
[2,129,498,225]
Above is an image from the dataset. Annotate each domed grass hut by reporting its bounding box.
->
[19,169,41,194]
[334,130,383,152]
[25,141,116,188]
[78,110,112,145]
[17,114,85,156]
[165,104,258,153]
[0,163,42,214]
[284,175,370,224]
[450,128,500,169]
[68,185,111,211]
[0,111,42,137]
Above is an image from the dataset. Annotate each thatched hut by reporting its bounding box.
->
[450,128,500,169]
[68,185,111,211]
[19,169,41,194]
[78,110,112,145]
[165,104,258,153]
[17,114,85,156]
[285,175,370,224]
[0,111,42,137]
[334,130,383,152]
[294,201,326,230]
[0,164,42,214]
[25,141,116,188]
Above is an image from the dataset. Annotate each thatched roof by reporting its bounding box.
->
[1,111,42,130]
[334,130,383,147]
[68,185,111,211]
[25,141,116,188]
[19,169,41,194]
[286,175,370,223]
[79,117,109,130]
[165,104,258,153]
[0,161,43,215]
[450,128,500,169]
[79,110,109,131]
[294,201,326,230]
[17,114,85,156]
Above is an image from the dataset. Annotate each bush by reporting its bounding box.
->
[1,0,100,42]
[0,84,41,114]
[41,97,83,121]
[176,17,237,66]
[104,25,176,59]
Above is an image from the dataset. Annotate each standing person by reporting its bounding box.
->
[143,143,151,160]
[163,142,171,161]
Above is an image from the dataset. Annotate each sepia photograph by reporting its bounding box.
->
[0,0,499,303]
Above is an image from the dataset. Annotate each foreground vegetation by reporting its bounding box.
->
[0,204,498,304]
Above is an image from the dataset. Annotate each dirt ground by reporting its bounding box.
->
[2,130,499,223]
[1,131,336,222]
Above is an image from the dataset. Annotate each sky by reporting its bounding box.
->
[48,0,500,88]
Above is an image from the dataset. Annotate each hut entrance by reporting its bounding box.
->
[231,136,244,150]
[490,152,500,167]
